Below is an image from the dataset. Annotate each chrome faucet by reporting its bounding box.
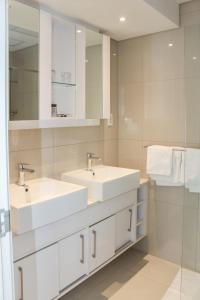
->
[87,153,101,171]
[17,163,35,186]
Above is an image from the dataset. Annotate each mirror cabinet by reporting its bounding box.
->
[9,1,110,129]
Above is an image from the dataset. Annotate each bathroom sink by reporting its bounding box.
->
[10,177,87,234]
[62,165,140,202]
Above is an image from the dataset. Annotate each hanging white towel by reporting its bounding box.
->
[146,145,173,176]
[185,148,200,193]
[151,149,185,186]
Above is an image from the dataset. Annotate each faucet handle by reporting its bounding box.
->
[87,152,95,158]
[18,163,30,170]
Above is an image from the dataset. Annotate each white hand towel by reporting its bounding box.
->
[185,148,200,193]
[150,149,185,187]
[146,145,173,176]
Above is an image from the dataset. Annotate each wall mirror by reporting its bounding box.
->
[85,29,103,119]
[9,0,39,121]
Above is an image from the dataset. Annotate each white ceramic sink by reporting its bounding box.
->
[11,177,87,235]
[62,165,140,202]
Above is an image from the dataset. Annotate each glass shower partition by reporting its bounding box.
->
[181,20,200,300]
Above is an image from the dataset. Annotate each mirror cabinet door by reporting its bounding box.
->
[85,29,103,119]
[9,0,39,121]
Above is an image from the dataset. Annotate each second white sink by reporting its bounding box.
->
[62,165,140,202]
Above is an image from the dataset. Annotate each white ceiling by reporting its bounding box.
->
[30,0,197,41]
[33,0,181,41]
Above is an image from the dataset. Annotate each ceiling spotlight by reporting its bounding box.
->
[168,42,173,47]
[193,56,197,60]
[120,16,126,22]
[77,29,82,33]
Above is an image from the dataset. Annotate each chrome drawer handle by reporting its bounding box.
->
[18,266,23,300]
[92,230,96,258]
[80,234,84,264]
[128,209,132,232]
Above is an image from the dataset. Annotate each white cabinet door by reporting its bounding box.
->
[52,18,76,84]
[116,205,137,250]
[58,229,88,291]
[14,244,59,300]
[89,215,115,272]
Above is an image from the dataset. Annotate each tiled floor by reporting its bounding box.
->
[163,268,200,300]
[60,248,180,300]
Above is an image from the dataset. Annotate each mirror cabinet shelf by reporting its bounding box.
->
[9,1,110,130]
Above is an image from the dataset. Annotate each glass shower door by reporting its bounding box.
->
[181,20,200,300]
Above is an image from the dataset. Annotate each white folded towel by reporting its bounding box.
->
[148,147,185,187]
[185,148,200,193]
[146,145,173,176]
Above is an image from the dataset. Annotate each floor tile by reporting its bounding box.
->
[137,254,180,286]
[60,249,183,300]
[109,272,169,300]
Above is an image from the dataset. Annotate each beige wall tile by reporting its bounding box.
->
[53,126,104,147]
[184,25,200,78]
[180,0,200,16]
[110,39,118,86]
[142,28,184,82]
[9,129,54,151]
[104,139,118,166]
[143,79,185,143]
[181,9,200,27]
[118,139,142,172]
[118,83,144,140]
[119,37,143,84]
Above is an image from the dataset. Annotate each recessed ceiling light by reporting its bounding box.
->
[168,42,173,47]
[77,29,82,33]
[120,16,126,22]
[193,56,197,60]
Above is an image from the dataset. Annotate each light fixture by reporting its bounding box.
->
[77,29,82,33]
[193,56,197,60]
[168,42,173,47]
[120,16,126,22]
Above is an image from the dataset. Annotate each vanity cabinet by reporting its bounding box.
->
[58,229,88,291]
[115,205,137,250]
[89,215,115,272]
[14,244,59,300]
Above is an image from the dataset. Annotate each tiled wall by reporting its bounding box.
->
[118,0,200,268]
[9,40,118,183]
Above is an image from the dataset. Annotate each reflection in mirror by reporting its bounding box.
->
[85,29,103,119]
[9,0,39,121]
